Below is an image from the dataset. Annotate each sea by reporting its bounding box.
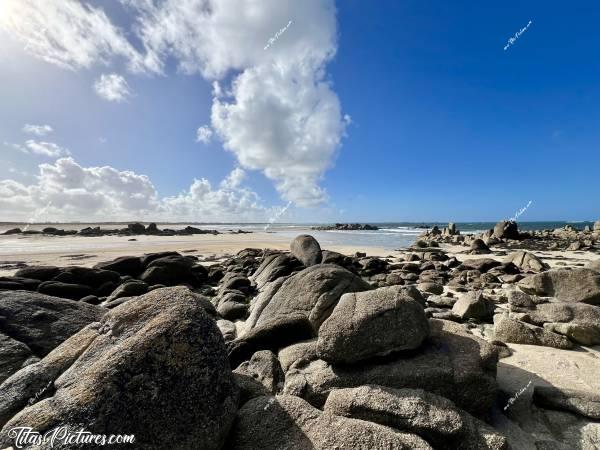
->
[0,221,594,252]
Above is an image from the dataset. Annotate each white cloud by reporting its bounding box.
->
[22,124,53,136]
[21,140,71,158]
[0,158,268,222]
[1,0,348,209]
[0,0,156,73]
[196,125,213,144]
[125,0,346,206]
[94,73,131,102]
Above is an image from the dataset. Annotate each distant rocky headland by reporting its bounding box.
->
[311,223,379,231]
[1,222,252,237]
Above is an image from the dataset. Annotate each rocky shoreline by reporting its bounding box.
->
[1,222,254,237]
[0,224,599,448]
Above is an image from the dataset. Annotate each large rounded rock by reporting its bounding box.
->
[139,255,204,287]
[493,316,573,349]
[227,395,432,449]
[505,251,548,273]
[0,286,238,449]
[493,220,520,240]
[518,268,600,305]
[470,239,491,255]
[255,264,371,330]
[94,256,143,276]
[0,290,106,357]
[37,281,93,300]
[452,291,495,320]
[290,234,322,267]
[14,266,60,282]
[250,253,301,289]
[324,385,509,449]
[317,286,429,363]
[284,319,499,417]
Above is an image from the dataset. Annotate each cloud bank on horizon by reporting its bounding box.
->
[0,0,347,221]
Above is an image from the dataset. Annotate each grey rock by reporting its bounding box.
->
[417,282,443,295]
[543,322,600,346]
[324,385,509,449]
[290,234,322,267]
[533,386,600,420]
[494,316,574,349]
[217,319,237,342]
[250,253,301,290]
[458,258,501,273]
[233,350,284,394]
[493,221,520,240]
[254,264,371,330]
[518,268,600,304]
[452,291,495,320]
[505,251,548,272]
[284,319,498,417]
[37,281,93,300]
[278,339,317,373]
[317,286,429,363]
[470,239,491,254]
[14,266,60,281]
[0,290,106,357]
[227,395,432,450]
[94,256,143,276]
[106,280,148,302]
[0,286,238,450]
[0,333,38,384]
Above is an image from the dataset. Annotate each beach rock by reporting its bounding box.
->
[493,220,520,240]
[228,313,315,369]
[0,286,238,450]
[244,277,288,330]
[284,319,498,417]
[290,234,323,267]
[37,281,93,300]
[518,268,600,304]
[60,267,121,289]
[254,264,370,331]
[543,322,600,346]
[127,222,146,234]
[494,316,574,349]
[106,280,148,302]
[0,277,40,291]
[140,255,203,287]
[94,256,143,276]
[218,298,249,321]
[0,333,38,384]
[233,350,284,394]
[140,251,182,268]
[323,385,508,449]
[417,282,443,295]
[217,319,237,342]
[278,339,317,373]
[514,302,600,327]
[452,291,495,320]
[0,290,106,357]
[533,386,600,420]
[250,253,301,289]
[14,266,61,282]
[227,395,432,450]
[458,258,501,273]
[2,228,21,235]
[584,259,600,273]
[505,251,548,272]
[470,239,491,254]
[317,286,429,363]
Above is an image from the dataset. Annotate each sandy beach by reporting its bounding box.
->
[0,230,397,276]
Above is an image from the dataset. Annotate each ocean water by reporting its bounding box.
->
[0,221,594,252]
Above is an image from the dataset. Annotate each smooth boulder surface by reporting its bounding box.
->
[0,333,38,384]
[254,264,371,330]
[317,286,429,363]
[518,268,600,304]
[533,386,600,420]
[227,395,432,450]
[14,266,61,281]
[284,319,499,417]
[324,386,509,449]
[94,256,143,276]
[250,253,301,290]
[452,290,495,320]
[0,286,239,450]
[290,234,323,267]
[494,316,574,349]
[233,350,284,395]
[493,220,520,240]
[505,251,548,272]
[0,290,106,357]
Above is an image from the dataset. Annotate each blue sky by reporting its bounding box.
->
[1,1,599,222]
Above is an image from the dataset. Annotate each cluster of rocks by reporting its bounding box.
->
[311,223,379,231]
[422,220,600,253]
[1,222,222,237]
[0,233,599,448]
